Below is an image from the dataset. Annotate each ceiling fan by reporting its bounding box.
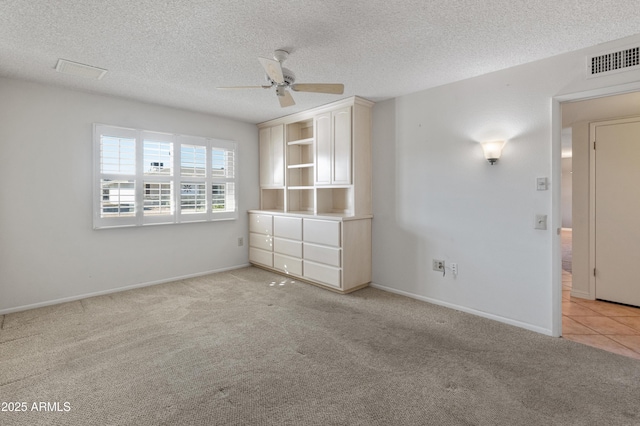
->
[217,50,344,108]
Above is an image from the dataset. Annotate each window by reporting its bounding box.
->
[93,124,237,229]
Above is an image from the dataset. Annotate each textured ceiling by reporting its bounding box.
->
[1,0,640,124]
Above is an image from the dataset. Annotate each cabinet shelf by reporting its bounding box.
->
[288,186,314,190]
[288,137,314,146]
[287,163,314,169]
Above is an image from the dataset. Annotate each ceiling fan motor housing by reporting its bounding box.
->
[266,68,296,86]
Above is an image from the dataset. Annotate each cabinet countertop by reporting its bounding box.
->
[248,210,373,222]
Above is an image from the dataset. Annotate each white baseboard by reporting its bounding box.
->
[370,282,553,337]
[0,263,251,315]
[570,288,593,300]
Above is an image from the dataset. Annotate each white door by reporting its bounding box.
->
[258,127,271,186]
[258,125,284,187]
[315,112,332,185]
[593,117,640,306]
[332,106,352,184]
[270,124,284,187]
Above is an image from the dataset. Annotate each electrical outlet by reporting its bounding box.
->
[432,259,445,272]
[450,263,458,275]
[237,237,244,247]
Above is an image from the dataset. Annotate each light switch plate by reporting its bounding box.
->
[536,177,548,191]
[535,214,547,230]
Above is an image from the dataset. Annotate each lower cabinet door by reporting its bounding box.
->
[303,260,341,288]
[274,254,302,276]
[250,247,273,267]
[303,243,341,267]
[303,219,341,247]
[274,238,302,257]
[249,214,273,235]
[250,233,272,251]
[273,216,302,240]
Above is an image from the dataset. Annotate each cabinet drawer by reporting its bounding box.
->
[249,232,272,251]
[304,243,341,267]
[273,216,302,240]
[274,254,303,276]
[274,238,302,257]
[250,247,272,267]
[303,261,341,288]
[249,214,273,235]
[303,219,341,247]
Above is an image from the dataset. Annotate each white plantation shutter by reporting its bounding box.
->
[94,125,138,228]
[94,125,237,229]
[144,182,173,216]
[180,144,207,177]
[100,136,135,174]
[141,131,175,225]
[100,179,135,217]
[177,136,207,222]
[143,140,172,176]
[210,139,237,220]
[180,182,207,213]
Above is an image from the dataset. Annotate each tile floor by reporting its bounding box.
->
[562,269,640,360]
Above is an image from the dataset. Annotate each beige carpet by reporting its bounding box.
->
[1,266,639,426]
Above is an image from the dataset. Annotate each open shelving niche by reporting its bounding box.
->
[316,186,353,215]
[286,118,314,214]
[260,187,285,211]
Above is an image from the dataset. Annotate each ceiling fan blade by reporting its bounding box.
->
[216,85,271,90]
[278,90,295,108]
[290,83,344,94]
[259,57,284,84]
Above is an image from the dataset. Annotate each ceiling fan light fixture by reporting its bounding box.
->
[266,68,295,86]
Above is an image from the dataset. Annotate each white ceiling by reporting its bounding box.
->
[1,0,640,124]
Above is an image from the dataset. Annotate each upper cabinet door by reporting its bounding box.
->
[332,106,352,185]
[270,124,284,186]
[259,124,284,187]
[259,127,271,186]
[315,112,332,185]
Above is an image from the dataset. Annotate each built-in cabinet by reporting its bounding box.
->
[249,212,372,292]
[250,96,373,293]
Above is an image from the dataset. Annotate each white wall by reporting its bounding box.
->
[0,78,259,313]
[561,157,572,228]
[371,33,640,335]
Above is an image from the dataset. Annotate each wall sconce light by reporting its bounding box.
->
[480,140,505,165]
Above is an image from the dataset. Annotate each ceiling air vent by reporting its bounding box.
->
[587,46,640,78]
[55,59,107,80]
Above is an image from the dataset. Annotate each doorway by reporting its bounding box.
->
[557,91,640,358]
